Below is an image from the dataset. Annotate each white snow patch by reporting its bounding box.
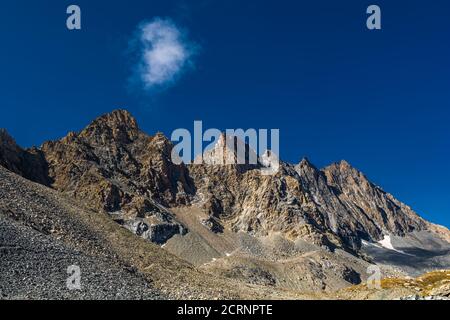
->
[363,237,411,255]
[361,239,383,249]
[378,235,409,255]
[379,235,396,250]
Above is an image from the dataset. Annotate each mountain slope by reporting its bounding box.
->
[323,160,426,239]
[0,165,307,299]
[0,214,162,300]
[1,109,449,297]
[189,141,435,251]
[1,109,447,251]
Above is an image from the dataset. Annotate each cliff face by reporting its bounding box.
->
[189,156,426,251]
[0,129,50,186]
[0,110,446,250]
[322,161,426,238]
[187,132,427,250]
[38,110,194,244]
[40,110,195,212]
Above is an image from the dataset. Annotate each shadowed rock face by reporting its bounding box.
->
[0,129,50,186]
[0,110,448,251]
[322,161,426,239]
[189,152,429,251]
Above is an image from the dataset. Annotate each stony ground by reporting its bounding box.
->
[1,164,449,300]
[0,215,162,300]
[0,165,309,300]
[166,206,370,293]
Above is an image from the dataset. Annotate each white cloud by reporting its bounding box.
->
[132,18,197,90]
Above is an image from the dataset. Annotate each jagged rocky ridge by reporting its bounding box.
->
[188,134,429,251]
[0,110,446,253]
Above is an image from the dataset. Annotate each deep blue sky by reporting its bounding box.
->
[0,1,449,227]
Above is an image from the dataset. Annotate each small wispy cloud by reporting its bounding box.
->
[129,18,198,91]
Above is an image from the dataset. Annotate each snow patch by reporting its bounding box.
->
[363,237,411,255]
[379,235,396,250]
[362,239,383,249]
[378,235,408,255]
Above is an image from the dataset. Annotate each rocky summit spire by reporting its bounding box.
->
[79,109,140,144]
[198,132,260,171]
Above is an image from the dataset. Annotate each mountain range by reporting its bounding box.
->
[1,109,449,299]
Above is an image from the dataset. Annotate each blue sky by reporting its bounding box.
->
[0,0,449,227]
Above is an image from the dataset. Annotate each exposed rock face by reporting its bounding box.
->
[294,158,426,248]
[322,161,426,240]
[41,110,195,211]
[124,218,187,244]
[38,110,195,243]
[189,142,429,251]
[0,110,448,251]
[0,129,50,186]
[0,165,264,300]
[189,160,341,249]
[200,216,224,233]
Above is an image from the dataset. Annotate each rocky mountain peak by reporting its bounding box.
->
[99,109,137,127]
[338,159,352,168]
[297,157,317,170]
[0,128,16,146]
[323,160,372,191]
[2,110,448,253]
[198,132,259,171]
[328,160,361,176]
[79,109,140,144]
[150,132,174,154]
